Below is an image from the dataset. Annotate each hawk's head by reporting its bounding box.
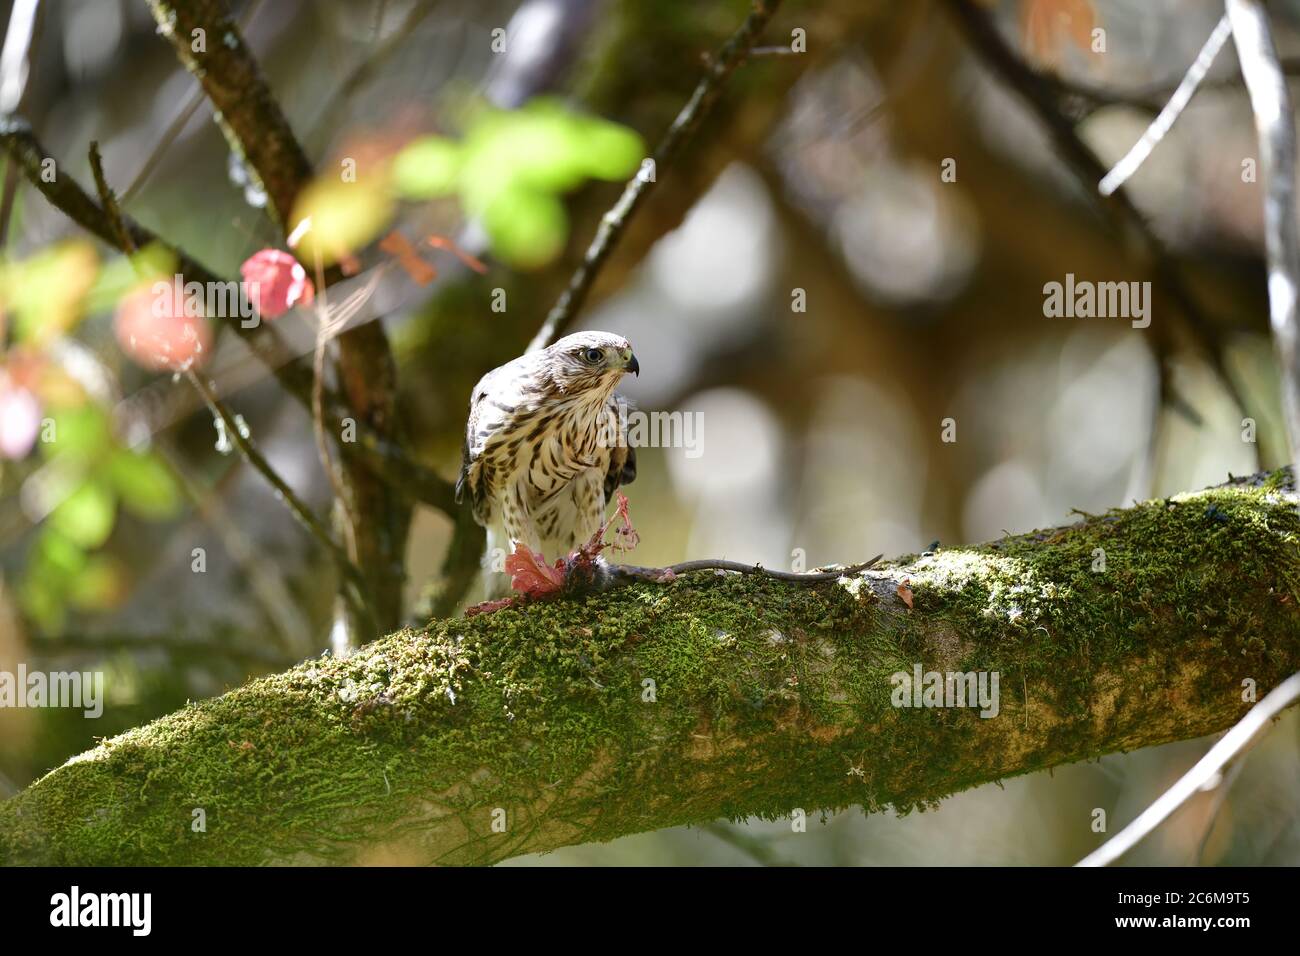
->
[541,331,639,395]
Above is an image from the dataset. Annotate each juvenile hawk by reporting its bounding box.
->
[457,331,639,590]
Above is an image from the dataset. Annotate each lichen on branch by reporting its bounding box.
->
[1,470,1297,865]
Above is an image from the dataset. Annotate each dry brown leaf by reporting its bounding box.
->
[1021,0,1097,68]
[379,231,437,286]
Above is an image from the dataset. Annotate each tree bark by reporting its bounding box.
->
[2,470,1297,865]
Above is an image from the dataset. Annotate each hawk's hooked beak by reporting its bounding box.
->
[624,351,640,377]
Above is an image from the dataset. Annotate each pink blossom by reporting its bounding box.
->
[114,284,211,372]
[240,249,315,320]
[0,382,41,460]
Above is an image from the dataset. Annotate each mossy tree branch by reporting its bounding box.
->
[2,470,1297,865]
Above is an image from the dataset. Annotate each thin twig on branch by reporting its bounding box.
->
[526,0,784,353]
[185,368,377,634]
[0,120,309,400]
[0,119,457,513]
[1098,14,1233,197]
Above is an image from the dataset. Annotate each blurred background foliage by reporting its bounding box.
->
[0,0,1297,865]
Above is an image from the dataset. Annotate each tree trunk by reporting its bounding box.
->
[2,470,1297,865]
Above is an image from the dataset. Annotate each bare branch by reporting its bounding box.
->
[143,0,312,229]
[1077,670,1300,867]
[145,0,413,636]
[121,0,267,205]
[1099,14,1233,197]
[1227,0,1300,465]
[185,368,377,634]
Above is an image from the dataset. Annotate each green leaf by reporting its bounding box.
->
[481,186,568,270]
[107,449,181,521]
[391,136,462,199]
[388,100,643,268]
[576,117,645,180]
[291,175,394,266]
[35,527,87,578]
[466,107,591,195]
[48,480,116,549]
[18,574,65,634]
[85,243,176,314]
[38,405,112,464]
[2,241,98,344]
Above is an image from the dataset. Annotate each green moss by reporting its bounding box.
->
[2,472,1297,865]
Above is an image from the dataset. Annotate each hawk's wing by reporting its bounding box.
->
[456,356,540,525]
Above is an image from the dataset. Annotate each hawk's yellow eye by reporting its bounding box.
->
[582,348,604,364]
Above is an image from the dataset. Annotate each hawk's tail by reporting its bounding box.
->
[474,522,513,601]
